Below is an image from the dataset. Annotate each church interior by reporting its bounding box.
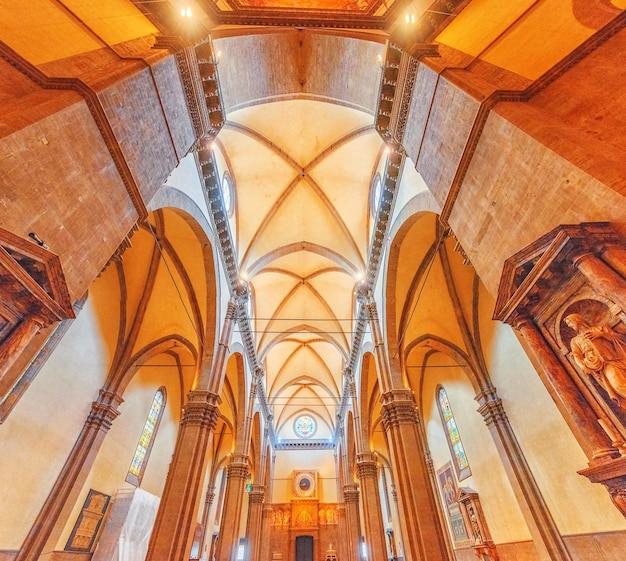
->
[2,1,626,561]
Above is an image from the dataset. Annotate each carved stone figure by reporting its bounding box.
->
[565,313,626,408]
[468,506,483,544]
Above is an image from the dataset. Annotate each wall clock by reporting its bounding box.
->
[293,471,317,498]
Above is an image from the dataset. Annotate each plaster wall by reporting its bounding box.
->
[421,362,531,545]
[56,364,181,550]
[0,297,109,548]
[272,449,338,503]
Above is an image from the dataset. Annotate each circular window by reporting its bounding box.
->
[294,415,317,439]
[221,172,234,216]
[370,173,382,216]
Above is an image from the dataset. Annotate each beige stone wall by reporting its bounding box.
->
[0,298,109,548]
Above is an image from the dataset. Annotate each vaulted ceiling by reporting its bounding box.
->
[4,0,621,447]
[216,99,384,440]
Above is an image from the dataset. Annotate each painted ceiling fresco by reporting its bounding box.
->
[235,0,396,13]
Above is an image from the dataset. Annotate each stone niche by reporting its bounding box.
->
[494,222,626,517]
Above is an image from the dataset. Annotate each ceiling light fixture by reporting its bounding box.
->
[180,5,192,17]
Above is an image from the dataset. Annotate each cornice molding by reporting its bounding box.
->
[0,41,148,221]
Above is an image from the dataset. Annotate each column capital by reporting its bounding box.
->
[356,454,378,480]
[227,456,250,480]
[343,483,360,503]
[476,395,508,428]
[248,485,265,504]
[380,388,418,430]
[181,391,220,429]
[205,488,216,506]
[225,299,239,319]
[86,390,123,431]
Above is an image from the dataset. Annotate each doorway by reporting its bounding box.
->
[295,535,313,561]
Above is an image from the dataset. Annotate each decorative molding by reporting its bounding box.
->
[274,439,334,450]
[377,42,437,145]
[493,222,618,323]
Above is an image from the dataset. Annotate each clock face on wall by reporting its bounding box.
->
[293,471,317,498]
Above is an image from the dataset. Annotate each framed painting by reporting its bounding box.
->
[436,463,470,546]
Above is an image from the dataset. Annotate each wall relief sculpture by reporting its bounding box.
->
[494,222,626,517]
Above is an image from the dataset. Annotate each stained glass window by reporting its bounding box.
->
[126,388,165,486]
[294,415,316,438]
[437,386,470,480]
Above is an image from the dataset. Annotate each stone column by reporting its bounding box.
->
[244,484,265,561]
[198,486,216,561]
[356,453,387,561]
[335,504,348,561]
[215,455,249,561]
[364,300,402,393]
[199,300,238,391]
[343,483,362,561]
[515,316,615,460]
[259,504,273,561]
[380,389,449,561]
[476,388,573,561]
[16,390,123,561]
[146,390,220,561]
[573,251,626,313]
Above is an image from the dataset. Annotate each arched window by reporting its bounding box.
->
[126,387,166,486]
[437,386,470,480]
[370,173,382,216]
[221,171,235,216]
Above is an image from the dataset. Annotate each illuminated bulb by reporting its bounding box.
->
[181,7,186,16]
[411,14,415,23]
[384,145,390,154]
[186,6,192,17]
[405,13,409,23]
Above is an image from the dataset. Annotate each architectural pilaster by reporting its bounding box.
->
[215,455,250,561]
[146,390,220,561]
[476,388,574,561]
[343,483,362,561]
[356,453,387,561]
[16,390,123,561]
[380,388,448,561]
[244,484,265,561]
